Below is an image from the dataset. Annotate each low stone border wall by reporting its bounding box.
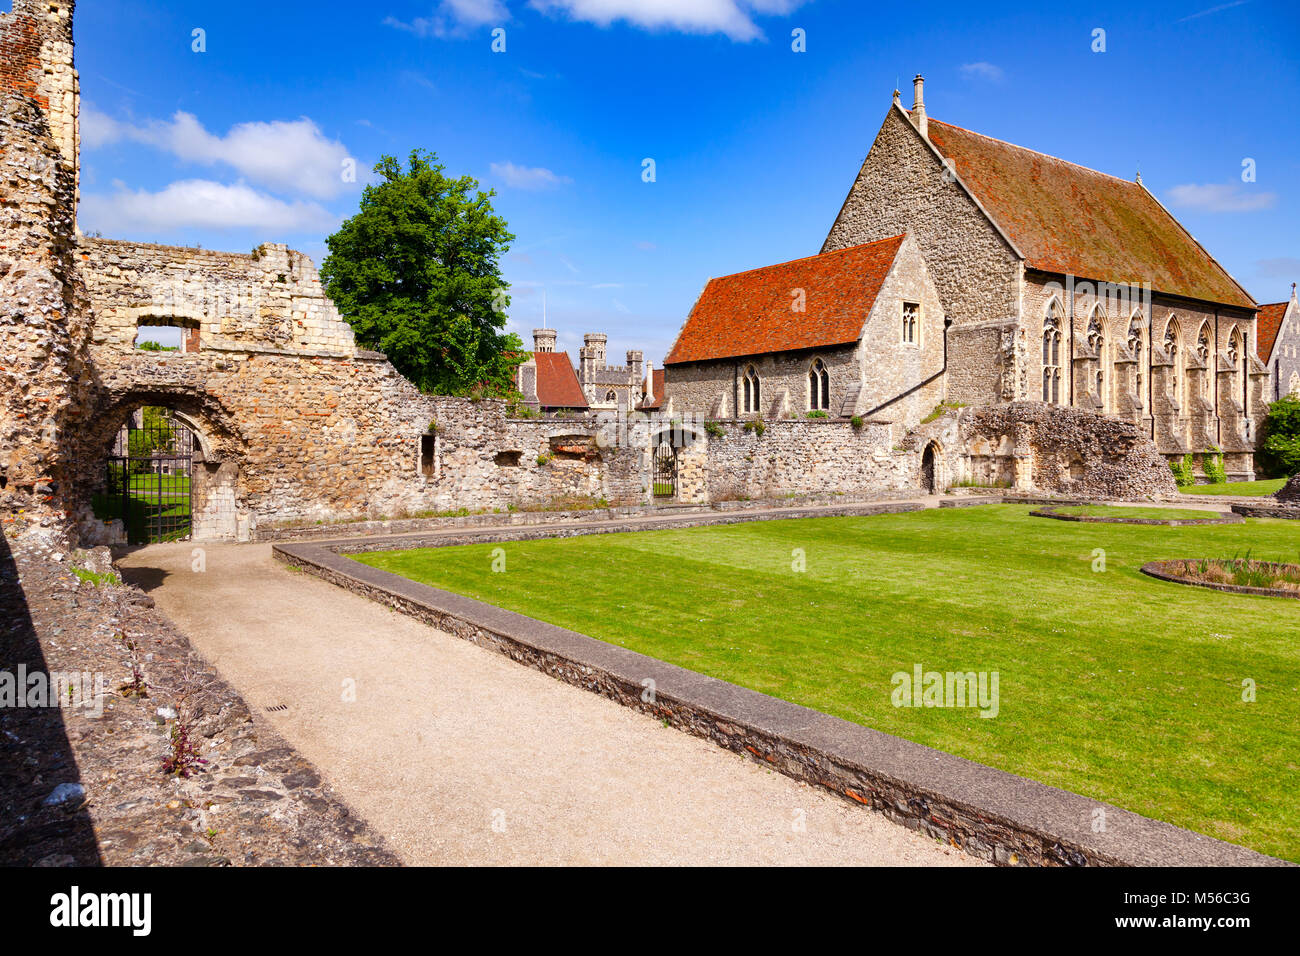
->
[272,514,1286,868]
[1141,560,1300,600]
[1031,506,1242,527]
[1230,502,1300,520]
[255,491,923,543]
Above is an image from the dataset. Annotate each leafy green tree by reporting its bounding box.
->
[1260,393,1300,476]
[321,150,524,397]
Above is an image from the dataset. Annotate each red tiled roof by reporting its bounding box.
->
[532,351,588,408]
[665,235,907,365]
[923,116,1255,310]
[1257,301,1290,363]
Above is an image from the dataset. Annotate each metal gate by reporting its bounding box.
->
[103,408,195,544]
[653,442,677,499]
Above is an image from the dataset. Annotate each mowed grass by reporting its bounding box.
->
[353,506,1300,860]
[1180,478,1286,497]
[1053,505,1226,520]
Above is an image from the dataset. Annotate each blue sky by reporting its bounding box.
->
[76,0,1300,363]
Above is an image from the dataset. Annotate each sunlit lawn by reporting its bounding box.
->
[353,506,1300,860]
[1180,478,1285,497]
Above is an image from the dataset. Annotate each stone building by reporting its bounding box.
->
[517,329,589,412]
[663,233,946,426]
[578,333,647,410]
[815,75,1270,478]
[1258,286,1299,401]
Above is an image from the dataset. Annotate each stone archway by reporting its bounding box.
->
[921,442,939,494]
[78,387,249,543]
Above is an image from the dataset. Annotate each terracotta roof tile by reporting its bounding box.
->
[924,116,1255,310]
[665,235,906,365]
[1256,301,1289,363]
[532,351,588,408]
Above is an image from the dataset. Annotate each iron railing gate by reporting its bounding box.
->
[104,408,195,544]
[652,442,677,499]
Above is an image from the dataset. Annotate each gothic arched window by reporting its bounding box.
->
[742,365,761,414]
[1042,303,1063,404]
[808,359,830,411]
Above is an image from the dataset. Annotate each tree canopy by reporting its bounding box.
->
[321,150,524,397]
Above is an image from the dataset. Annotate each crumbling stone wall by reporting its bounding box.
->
[675,419,913,503]
[910,402,1177,498]
[0,0,90,536]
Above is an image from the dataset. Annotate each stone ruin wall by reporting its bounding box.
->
[0,0,91,537]
[675,419,912,504]
[911,402,1178,499]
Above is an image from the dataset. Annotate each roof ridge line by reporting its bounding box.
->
[925,115,1143,188]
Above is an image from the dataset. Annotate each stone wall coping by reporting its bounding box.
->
[272,516,1288,868]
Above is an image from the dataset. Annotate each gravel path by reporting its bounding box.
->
[118,540,983,867]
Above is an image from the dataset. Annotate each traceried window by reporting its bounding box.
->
[605,390,618,403]
[902,302,920,344]
[1042,305,1063,404]
[808,359,830,411]
[742,365,761,414]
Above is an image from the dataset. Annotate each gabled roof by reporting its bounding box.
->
[664,235,907,365]
[532,351,588,408]
[1257,300,1291,363]
[921,115,1256,310]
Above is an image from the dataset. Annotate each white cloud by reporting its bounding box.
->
[1166,182,1278,213]
[80,180,338,234]
[490,161,573,189]
[960,61,1004,82]
[384,0,509,37]
[528,0,807,42]
[81,106,356,200]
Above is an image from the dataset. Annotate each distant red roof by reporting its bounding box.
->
[923,116,1255,310]
[639,367,664,409]
[532,351,588,409]
[1257,301,1290,363]
[665,235,907,365]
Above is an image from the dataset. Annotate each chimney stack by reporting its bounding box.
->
[912,74,927,137]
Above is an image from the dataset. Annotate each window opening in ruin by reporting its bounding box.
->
[134,317,199,353]
[420,434,436,477]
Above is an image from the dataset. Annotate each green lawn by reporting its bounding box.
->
[352,506,1300,861]
[1053,505,1225,520]
[1180,478,1286,497]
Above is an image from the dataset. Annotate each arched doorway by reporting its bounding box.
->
[921,443,938,494]
[99,406,197,543]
